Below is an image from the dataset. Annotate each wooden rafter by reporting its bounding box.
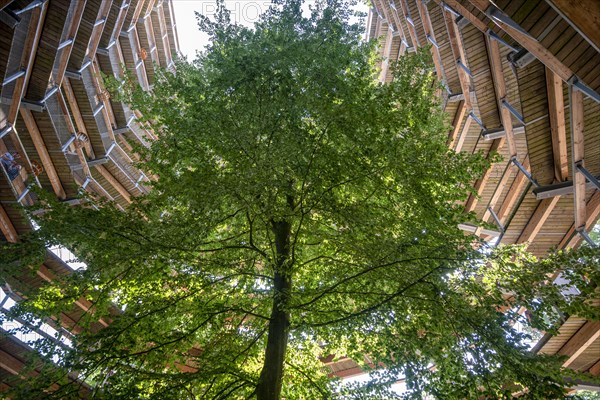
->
[0,348,61,391]
[87,0,114,61]
[486,36,517,157]
[447,100,466,146]
[95,164,132,203]
[62,78,96,159]
[0,203,18,243]
[441,7,472,110]
[558,321,600,368]
[466,0,573,82]
[546,67,569,182]
[480,160,514,225]
[8,2,47,124]
[464,137,505,213]
[396,0,420,48]
[53,0,86,87]
[19,109,67,200]
[453,112,472,153]
[416,0,445,82]
[496,156,530,224]
[569,85,586,230]
[516,197,561,244]
[378,28,395,82]
[36,265,110,328]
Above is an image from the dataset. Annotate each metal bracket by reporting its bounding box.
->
[486,29,520,53]
[575,162,600,190]
[501,98,526,125]
[488,206,505,233]
[511,157,539,188]
[469,111,486,130]
[568,76,600,104]
[576,228,597,247]
[457,59,473,78]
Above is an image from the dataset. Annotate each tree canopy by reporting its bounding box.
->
[1,1,599,399]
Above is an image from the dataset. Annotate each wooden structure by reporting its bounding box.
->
[324,0,600,383]
[1,0,598,393]
[0,0,179,394]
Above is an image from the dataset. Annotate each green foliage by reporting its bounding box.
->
[2,0,599,398]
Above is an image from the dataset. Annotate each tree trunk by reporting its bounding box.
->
[256,220,292,400]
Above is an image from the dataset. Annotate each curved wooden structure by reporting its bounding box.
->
[0,0,598,393]
[330,0,600,384]
[0,0,179,394]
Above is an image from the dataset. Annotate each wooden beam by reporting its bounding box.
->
[467,0,574,82]
[558,190,600,249]
[397,0,420,48]
[87,0,114,60]
[416,0,445,82]
[8,2,47,124]
[496,156,530,224]
[486,36,517,158]
[464,137,505,213]
[433,0,487,32]
[0,203,19,243]
[442,7,472,111]
[54,0,86,87]
[546,0,600,53]
[454,113,472,153]
[569,85,585,230]
[19,109,67,199]
[447,100,467,147]
[480,160,514,224]
[0,349,60,390]
[516,197,561,244]
[559,321,600,368]
[62,79,96,159]
[378,28,395,83]
[95,164,132,203]
[546,67,569,182]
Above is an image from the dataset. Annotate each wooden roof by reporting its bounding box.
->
[347,0,600,384]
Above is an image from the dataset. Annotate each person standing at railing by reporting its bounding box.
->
[1,152,22,181]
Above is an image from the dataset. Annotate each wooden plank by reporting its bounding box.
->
[569,85,585,230]
[0,203,19,243]
[95,164,132,203]
[19,109,67,200]
[516,196,561,244]
[464,137,505,212]
[546,0,600,52]
[416,0,444,82]
[545,66,569,182]
[559,321,600,368]
[448,100,466,146]
[486,36,517,157]
[442,7,472,110]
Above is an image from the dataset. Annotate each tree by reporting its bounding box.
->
[1,1,598,399]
